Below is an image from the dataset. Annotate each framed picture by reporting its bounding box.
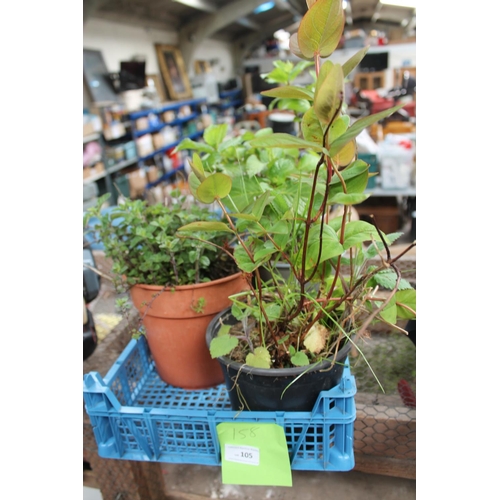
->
[155,44,192,100]
[194,60,211,75]
[146,74,167,103]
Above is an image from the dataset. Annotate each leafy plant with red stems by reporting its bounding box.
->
[178,0,416,370]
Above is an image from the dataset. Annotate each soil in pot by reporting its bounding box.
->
[130,273,249,390]
[206,307,352,412]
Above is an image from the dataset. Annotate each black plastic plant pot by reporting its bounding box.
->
[206,307,352,412]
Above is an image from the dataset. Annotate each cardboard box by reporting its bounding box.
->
[146,166,159,183]
[93,162,105,174]
[128,169,147,199]
[83,122,94,137]
[162,110,176,123]
[135,117,150,130]
[152,133,164,150]
[136,134,154,158]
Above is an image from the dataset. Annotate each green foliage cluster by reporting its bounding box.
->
[83,190,236,289]
[177,0,416,370]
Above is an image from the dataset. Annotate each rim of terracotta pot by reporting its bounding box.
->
[131,271,246,292]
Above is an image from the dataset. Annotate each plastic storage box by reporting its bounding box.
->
[83,336,356,471]
[358,153,379,189]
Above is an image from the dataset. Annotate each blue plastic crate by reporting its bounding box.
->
[83,336,356,471]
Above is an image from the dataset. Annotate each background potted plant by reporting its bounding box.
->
[83,190,249,389]
[177,0,416,411]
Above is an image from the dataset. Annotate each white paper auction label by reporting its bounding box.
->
[225,444,260,466]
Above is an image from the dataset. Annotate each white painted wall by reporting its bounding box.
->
[83,19,236,106]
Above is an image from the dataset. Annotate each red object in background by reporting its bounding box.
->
[403,101,416,117]
[358,90,395,114]
[397,379,416,409]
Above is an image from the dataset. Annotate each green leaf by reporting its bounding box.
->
[314,61,344,125]
[189,153,205,181]
[209,334,238,358]
[246,346,271,368]
[330,114,350,138]
[396,289,417,319]
[290,351,310,366]
[178,221,233,233]
[263,302,282,321]
[373,270,400,290]
[289,33,311,60]
[248,133,324,151]
[298,0,344,59]
[329,103,405,156]
[203,124,228,149]
[175,138,213,154]
[330,192,370,205]
[196,173,232,203]
[305,223,344,269]
[261,86,314,101]
[301,104,323,146]
[327,161,370,201]
[289,60,315,82]
[261,67,289,84]
[233,245,258,273]
[245,154,266,176]
[217,324,231,337]
[379,296,397,324]
[341,220,382,249]
[188,171,201,197]
[248,191,271,221]
[277,98,311,114]
[364,233,403,258]
[254,243,277,262]
[342,46,370,77]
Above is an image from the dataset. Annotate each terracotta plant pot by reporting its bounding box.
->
[129,272,249,390]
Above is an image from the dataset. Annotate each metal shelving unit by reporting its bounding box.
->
[83,130,138,205]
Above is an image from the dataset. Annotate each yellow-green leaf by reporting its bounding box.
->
[301,107,324,143]
[178,221,233,233]
[298,0,345,59]
[304,323,328,354]
[196,173,232,204]
[261,86,314,101]
[188,171,201,198]
[314,62,344,125]
[329,103,405,156]
[332,139,356,167]
[342,46,370,77]
[248,133,324,151]
[246,347,271,368]
[189,153,205,181]
[210,334,238,358]
[289,32,311,60]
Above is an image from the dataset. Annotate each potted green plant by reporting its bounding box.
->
[177,0,416,412]
[83,190,249,390]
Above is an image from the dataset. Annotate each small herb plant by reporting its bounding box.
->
[83,190,238,292]
[177,0,416,371]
